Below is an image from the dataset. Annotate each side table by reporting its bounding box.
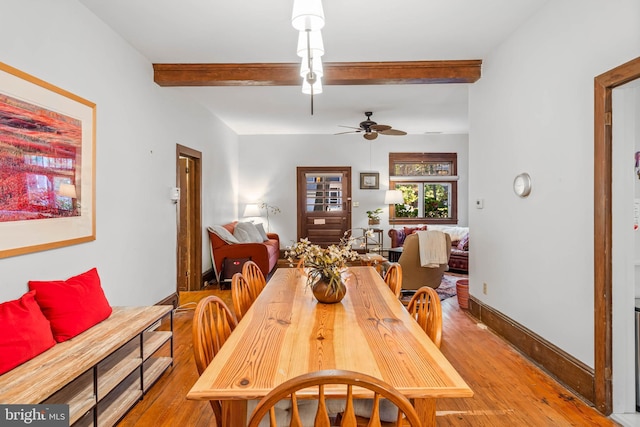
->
[386,247,403,263]
[364,228,383,253]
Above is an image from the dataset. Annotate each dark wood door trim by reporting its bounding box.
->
[594,56,640,415]
[153,60,481,87]
[176,144,202,292]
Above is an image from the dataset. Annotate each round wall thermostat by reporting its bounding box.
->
[513,173,532,198]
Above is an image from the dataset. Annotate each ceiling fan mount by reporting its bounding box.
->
[336,111,407,140]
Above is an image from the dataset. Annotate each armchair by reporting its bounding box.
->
[398,232,451,290]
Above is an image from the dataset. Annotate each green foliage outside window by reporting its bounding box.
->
[424,184,449,218]
[394,185,418,217]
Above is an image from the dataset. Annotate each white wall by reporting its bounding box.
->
[0,0,239,306]
[237,133,469,249]
[469,0,640,367]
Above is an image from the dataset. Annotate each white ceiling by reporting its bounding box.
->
[79,0,548,136]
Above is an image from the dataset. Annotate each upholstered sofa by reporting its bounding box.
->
[388,225,469,273]
[207,221,280,282]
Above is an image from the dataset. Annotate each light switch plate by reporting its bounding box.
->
[475,199,484,209]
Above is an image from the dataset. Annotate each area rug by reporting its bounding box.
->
[400,273,465,304]
[436,274,460,301]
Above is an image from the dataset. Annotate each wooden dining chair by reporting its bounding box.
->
[383,263,402,298]
[247,369,423,427]
[242,260,267,299]
[406,286,443,348]
[231,272,255,321]
[192,295,238,427]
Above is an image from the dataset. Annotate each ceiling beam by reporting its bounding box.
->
[153,60,481,87]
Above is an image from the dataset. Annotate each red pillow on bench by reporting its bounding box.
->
[29,268,112,343]
[0,290,56,375]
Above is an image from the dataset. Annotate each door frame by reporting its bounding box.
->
[594,56,640,414]
[176,144,202,292]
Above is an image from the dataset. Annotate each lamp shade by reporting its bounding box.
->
[58,183,77,198]
[384,189,404,205]
[297,30,324,58]
[291,0,325,31]
[243,203,261,217]
[300,55,323,78]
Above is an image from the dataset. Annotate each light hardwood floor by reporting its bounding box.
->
[118,283,619,426]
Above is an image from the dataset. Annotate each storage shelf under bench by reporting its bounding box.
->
[0,305,173,427]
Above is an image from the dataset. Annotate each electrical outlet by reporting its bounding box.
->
[353,201,359,207]
[483,282,488,294]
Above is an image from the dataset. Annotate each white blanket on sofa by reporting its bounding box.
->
[417,230,448,268]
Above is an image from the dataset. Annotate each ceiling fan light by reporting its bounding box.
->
[297,30,324,57]
[300,56,323,78]
[291,0,325,31]
[302,78,323,95]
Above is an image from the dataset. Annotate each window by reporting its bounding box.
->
[389,153,458,225]
[305,173,344,212]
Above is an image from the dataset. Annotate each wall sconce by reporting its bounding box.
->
[384,189,404,205]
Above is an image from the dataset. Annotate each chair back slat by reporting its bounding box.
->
[407,286,443,347]
[232,272,255,321]
[248,370,423,427]
[192,296,237,427]
[242,260,267,299]
[383,263,402,298]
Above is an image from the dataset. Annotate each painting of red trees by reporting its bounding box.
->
[0,93,81,222]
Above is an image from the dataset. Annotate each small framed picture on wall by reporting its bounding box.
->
[360,172,379,190]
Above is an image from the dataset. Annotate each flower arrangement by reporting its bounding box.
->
[285,231,371,294]
[259,202,280,232]
[366,208,383,224]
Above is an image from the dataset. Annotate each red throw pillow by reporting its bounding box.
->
[29,268,112,343]
[0,291,56,374]
[403,226,426,237]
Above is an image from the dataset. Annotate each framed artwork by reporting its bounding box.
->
[0,62,96,258]
[360,172,379,190]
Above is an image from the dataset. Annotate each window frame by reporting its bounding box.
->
[388,152,458,225]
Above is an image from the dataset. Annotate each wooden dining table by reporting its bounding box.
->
[187,266,473,426]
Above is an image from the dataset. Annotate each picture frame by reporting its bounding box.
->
[0,62,96,258]
[360,172,379,190]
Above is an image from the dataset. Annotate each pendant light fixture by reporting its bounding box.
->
[291,0,325,115]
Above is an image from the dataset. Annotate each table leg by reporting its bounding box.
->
[414,398,436,426]
[222,400,247,426]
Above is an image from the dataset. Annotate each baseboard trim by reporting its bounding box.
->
[468,296,595,405]
[157,293,179,308]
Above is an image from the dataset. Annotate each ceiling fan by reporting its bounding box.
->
[335,111,407,140]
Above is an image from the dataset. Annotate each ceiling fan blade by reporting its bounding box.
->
[334,131,360,135]
[338,125,363,131]
[370,124,392,132]
[379,129,407,136]
[363,132,378,140]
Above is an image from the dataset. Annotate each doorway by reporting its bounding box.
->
[176,144,202,292]
[297,166,352,246]
[594,57,640,415]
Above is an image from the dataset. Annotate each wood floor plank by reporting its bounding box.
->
[118,281,619,426]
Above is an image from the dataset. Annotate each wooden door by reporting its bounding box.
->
[177,145,202,292]
[297,167,351,247]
